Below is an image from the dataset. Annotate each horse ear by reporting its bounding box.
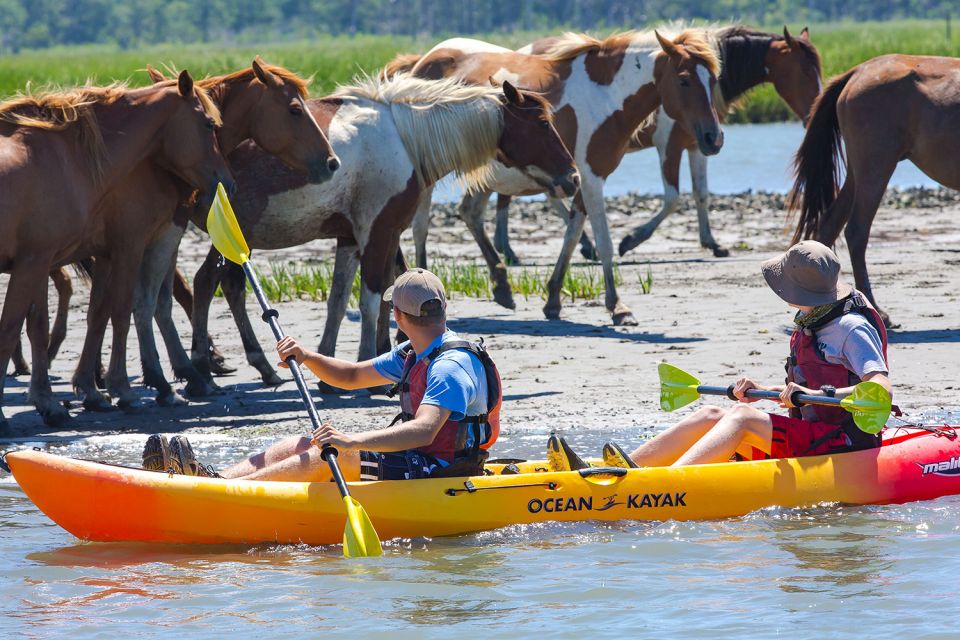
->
[783,26,797,49]
[177,70,194,98]
[800,26,810,40]
[487,75,501,87]
[655,31,677,57]
[252,56,283,89]
[146,64,166,84]
[501,80,524,105]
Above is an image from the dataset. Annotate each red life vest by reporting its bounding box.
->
[394,340,501,463]
[786,292,888,452]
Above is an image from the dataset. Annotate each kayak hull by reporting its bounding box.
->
[7,427,960,546]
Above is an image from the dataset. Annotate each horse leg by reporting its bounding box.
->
[190,246,227,385]
[221,262,281,386]
[493,194,523,266]
[412,189,432,270]
[25,278,70,427]
[357,237,399,366]
[619,133,683,257]
[47,267,72,361]
[104,247,148,412]
[543,193,588,320]
[581,179,635,325]
[316,239,360,394]
[72,257,118,411]
[459,189,515,310]
[11,339,29,376]
[689,150,726,257]
[175,265,234,376]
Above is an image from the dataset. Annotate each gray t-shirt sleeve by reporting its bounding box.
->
[838,316,888,378]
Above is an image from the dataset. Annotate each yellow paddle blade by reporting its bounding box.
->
[658,362,702,412]
[342,495,382,558]
[841,380,892,434]
[206,182,249,265]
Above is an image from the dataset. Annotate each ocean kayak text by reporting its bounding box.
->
[526,492,687,514]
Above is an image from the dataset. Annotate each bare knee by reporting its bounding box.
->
[693,404,726,423]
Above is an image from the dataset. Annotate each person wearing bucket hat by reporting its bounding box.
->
[203,269,502,483]
[599,241,893,469]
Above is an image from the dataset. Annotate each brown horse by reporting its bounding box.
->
[0,72,232,428]
[119,60,340,407]
[185,74,577,386]
[400,27,723,325]
[789,54,960,326]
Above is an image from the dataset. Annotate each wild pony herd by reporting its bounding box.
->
[1,23,957,430]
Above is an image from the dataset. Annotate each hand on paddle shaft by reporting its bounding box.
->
[731,378,819,409]
[206,183,382,558]
[658,363,892,435]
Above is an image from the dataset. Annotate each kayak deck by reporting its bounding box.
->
[6,426,960,546]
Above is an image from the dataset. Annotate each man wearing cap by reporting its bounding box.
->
[205,268,501,482]
[594,241,892,469]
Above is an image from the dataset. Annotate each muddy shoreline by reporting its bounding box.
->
[2,186,958,445]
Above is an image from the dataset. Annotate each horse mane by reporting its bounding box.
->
[0,81,221,182]
[540,28,721,78]
[336,73,505,192]
[713,25,822,114]
[199,64,311,98]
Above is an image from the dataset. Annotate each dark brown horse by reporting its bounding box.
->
[789,54,960,326]
[0,72,232,428]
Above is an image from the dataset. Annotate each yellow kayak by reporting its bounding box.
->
[6,426,960,546]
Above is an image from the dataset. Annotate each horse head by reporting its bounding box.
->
[494,80,579,198]
[767,27,822,125]
[655,30,724,157]
[157,70,236,205]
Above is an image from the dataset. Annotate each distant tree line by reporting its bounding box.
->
[0,0,953,53]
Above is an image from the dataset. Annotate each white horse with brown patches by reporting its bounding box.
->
[186,73,577,385]
[395,27,723,325]
[492,26,822,264]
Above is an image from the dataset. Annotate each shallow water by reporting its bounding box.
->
[434,121,940,203]
[4,417,960,638]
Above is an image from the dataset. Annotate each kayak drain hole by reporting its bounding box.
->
[446,481,559,496]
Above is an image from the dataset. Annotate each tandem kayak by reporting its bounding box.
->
[5,426,960,547]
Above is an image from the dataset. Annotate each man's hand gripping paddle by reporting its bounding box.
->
[658,362,891,434]
[207,183,382,558]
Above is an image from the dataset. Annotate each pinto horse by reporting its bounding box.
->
[0,72,232,428]
[185,74,577,386]
[492,26,821,264]
[789,54,960,326]
[397,28,723,325]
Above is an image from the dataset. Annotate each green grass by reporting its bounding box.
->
[2,19,955,120]
[234,258,629,306]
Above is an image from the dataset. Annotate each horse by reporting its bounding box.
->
[0,71,232,428]
[72,59,338,409]
[789,54,960,327]
[10,267,73,376]
[491,25,822,265]
[185,73,578,386]
[395,27,723,325]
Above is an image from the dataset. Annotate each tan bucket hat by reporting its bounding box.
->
[383,268,447,317]
[761,240,852,306]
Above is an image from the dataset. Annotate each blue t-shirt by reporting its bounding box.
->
[372,330,488,421]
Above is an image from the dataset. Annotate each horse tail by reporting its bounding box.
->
[381,53,423,79]
[788,67,856,244]
[71,257,94,285]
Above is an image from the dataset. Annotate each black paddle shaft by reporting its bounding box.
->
[242,262,353,498]
[697,384,843,409]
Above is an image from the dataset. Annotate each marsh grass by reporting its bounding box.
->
[229,258,627,305]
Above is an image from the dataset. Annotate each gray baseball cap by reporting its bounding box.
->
[761,240,853,306]
[383,268,447,317]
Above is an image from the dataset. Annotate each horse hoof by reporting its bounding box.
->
[42,406,72,427]
[11,365,29,377]
[612,311,638,327]
[156,391,189,407]
[209,359,237,376]
[185,380,220,398]
[492,284,516,311]
[501,252,522,267]
[262,372,284,387]
[317,380,347,395]
[543,305,562,320]
[579,245,599,262]
[82,396,115,412]
[711,246,730,258]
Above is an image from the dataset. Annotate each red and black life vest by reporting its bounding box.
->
[392,340,501,463]
[786,292,888,452]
